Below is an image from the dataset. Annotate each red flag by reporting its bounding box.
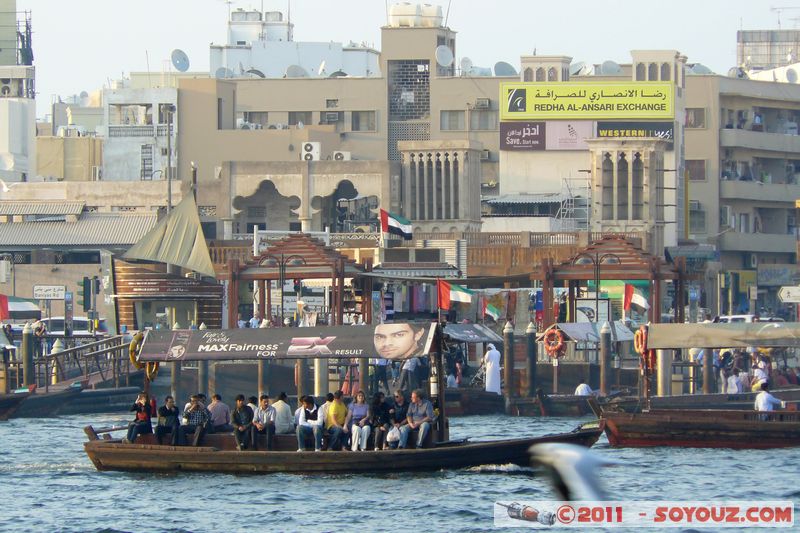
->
[437,280,450,311]
[0,294,8,321]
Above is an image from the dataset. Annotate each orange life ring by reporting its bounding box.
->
[145,361,160,381]
[129,332,145,370]
[543,328,565,357]
[633,327,648,355]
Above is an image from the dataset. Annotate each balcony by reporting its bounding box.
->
[720,129,800,154]
[720,180,800,203]
[719,231,796,253]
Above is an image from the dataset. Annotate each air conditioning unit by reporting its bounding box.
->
[301,141,321,161]
[480,149,490,161]
[475,97,490,109]
[333,150,351,161]
[324,111,341,123]
[748,253,758,269]
[0,78,21,98]
[689,200,701,211]
[271,123,286,130]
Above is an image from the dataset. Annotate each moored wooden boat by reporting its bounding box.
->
[598,407,800,449]
[607,387,800,413]
[444,387,505,416]
[0,391,30,420]
[83,424,603,474]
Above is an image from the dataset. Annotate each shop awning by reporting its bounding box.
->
[645,322,800,349]
[443,323,503,343]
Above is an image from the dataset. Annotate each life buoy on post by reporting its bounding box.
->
[129,332,145,370]
[633,326,648,355]
[145,361,160,381]
[543,328,565,357]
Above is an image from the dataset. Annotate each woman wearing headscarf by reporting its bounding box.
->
[484,343,502,395]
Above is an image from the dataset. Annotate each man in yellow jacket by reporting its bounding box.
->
[325,390,349,450]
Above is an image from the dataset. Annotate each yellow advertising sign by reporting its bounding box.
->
[500,82,675,120]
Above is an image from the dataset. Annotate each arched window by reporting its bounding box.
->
[648,62,658,80]
[617,152,629,220]
[660,63,671,81]
[535,67,545,81]
[632,153,644,219]
[602,153,614,220]
[635,63,646,81]
[523,67,533,82]
[547,67,557,81]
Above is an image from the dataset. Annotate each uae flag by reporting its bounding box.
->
[380,209,412,240]
[623,284,650,312]
[481,298,501,320]
[437,280,473,311]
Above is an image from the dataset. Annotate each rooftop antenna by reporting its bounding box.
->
[444,0,452,27]
[145,50,152,88]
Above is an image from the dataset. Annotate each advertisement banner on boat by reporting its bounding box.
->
[494,501,794,528]
[137,322,437,362]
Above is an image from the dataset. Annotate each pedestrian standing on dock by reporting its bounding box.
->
[124,392,153,444]
[484,343,502,395]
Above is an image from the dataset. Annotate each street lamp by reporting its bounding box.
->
[573,252,621,323]
[261,254,306,325]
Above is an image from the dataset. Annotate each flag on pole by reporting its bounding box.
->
[0,294,7,321]
[379,209,413,240]
[481,298,501,320]
[437,280,473,311]
[623,284,650,312]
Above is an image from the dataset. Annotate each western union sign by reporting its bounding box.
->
[501,82,675,120]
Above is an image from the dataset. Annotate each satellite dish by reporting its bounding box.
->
[460,57,473,74]
[297,121,304,129]
[329,70,348,78]
[214,67,233,79]
[79,90,89,98]
[317,60,327,76]
[171,49,190,72]
[569,61,586,76]
[246,68,265,78]
[787,68,798,83]
[285,64,310,78]
[600,60,622,75]
[493,61,517,77]
[689,63,713,75]
[435,45,454,68]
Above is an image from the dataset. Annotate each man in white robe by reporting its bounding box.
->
[483,343,502,395]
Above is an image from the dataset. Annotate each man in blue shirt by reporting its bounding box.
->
[398,389,433,449]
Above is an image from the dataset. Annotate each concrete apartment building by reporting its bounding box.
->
[685,73,800,315]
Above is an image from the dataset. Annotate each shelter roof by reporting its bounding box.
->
[0,201,85,216]
[536,236,681,281]
[0,212,158,247]
[238,233,363,280]
[484,192,566,205]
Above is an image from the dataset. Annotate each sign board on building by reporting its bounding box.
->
[596,121,674,142]
[545,120,594,150]
[778,286,800,303]
[33,285,66,300]
[757,264,796,287]
[500,82,675,121]
[575,297,611,324]
[499,121,545,150]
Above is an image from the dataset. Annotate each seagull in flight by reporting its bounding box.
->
[0,179,22,193]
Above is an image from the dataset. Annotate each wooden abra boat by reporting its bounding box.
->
[83,424,602,474]
[597,407,800,449]
[0,391,29,420]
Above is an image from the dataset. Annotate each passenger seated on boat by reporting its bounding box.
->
[399,389,433,449]
[124,392,153,444]
[208,394,233,433]
[179,394,210,446]
[386,391,409,449]
[446,370,458,389]
[371,392,391,451]
[232,394,255,451]
[574,381,593,396]
[155,395,180,445]
[271,392,295,435]
[296,395,323,452]
[754,383,785,419]
[324,391,348,451]
[253,394,275,451]
[347,390,371,451]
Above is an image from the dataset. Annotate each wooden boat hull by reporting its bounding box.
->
[0,392,30,421]
[511,395,595,417]
[10,387,83,418]
[83,427,602,474]
[444,388,505,416]
[601,409,800,449]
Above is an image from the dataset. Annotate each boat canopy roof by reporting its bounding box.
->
[645,322,800,349]
[137,322,438,362]
[443,323,503,343]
